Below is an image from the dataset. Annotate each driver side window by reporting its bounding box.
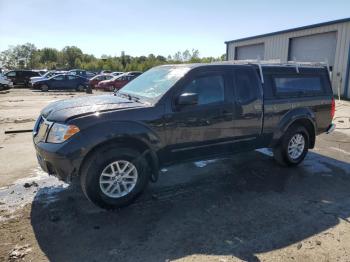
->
[67,75,77,80]
[182,75,225,105]
[54,75,65,81]
[7,71,16,77]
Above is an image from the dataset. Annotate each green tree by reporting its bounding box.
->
[62,46,83,69]
[40,48,58,63]
[0,43,37,69]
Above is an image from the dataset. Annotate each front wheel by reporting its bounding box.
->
[273,125,309,166]
[80,146,150,209]
[41,84,49,92]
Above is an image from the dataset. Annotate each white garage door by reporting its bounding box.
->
[235,43,265,60]
[289,32,337,66]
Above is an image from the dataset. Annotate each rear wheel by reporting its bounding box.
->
[80,146,150,209]
[273,125,309,166]
[41,84,49,92]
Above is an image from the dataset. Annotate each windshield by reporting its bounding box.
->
[112,73,127,80]
[43,72,52,77]
[120,66,190,99]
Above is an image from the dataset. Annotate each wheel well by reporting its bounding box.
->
[288,118,316,148]
[78,137,158,178]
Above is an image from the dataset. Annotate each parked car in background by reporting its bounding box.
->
[0,74,13,90]
[127,71,143,76]
[5,70,41,87]
[100,70,112,74]
[69,69,95,79]
[89,74,113,89]
[32,63,335,209]
[34,69,48,75]
[32,74,89,92]
[96,72,142,91]
[29,71,59,86]
[111,71,124,76]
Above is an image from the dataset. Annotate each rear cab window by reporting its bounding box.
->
[262,66,331,99]
[273,76,324,96]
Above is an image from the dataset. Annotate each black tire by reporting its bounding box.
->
[273,125,309,166]
[80,145,150,209]
[41,84,49,92]
[76,84,85,92]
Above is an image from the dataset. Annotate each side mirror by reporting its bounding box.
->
[176,92,198,107]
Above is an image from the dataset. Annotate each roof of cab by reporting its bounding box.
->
[157,61,328,70]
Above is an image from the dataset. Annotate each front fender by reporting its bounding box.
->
[78,120,163,156]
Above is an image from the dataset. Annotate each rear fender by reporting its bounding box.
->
[271,108,317,148]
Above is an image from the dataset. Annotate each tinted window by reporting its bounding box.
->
[234,69,259,103]
[274,76,322,94]
[53,75,65,81]
[6,71,16,77]
[183,75,225,105]
[68,75,77,80]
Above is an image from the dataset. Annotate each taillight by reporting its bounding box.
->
[331,97,335,120]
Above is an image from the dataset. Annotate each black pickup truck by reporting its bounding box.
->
[33,63,335,209]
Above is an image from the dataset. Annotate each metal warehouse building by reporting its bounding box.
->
[225,18,350,99]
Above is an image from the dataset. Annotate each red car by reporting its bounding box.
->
[89,74,113,89]
[96,72,142,91]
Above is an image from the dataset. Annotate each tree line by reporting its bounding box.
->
[0,43,226,72]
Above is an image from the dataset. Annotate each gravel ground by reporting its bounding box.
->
[0,88,350,262]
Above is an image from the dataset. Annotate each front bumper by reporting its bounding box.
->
[35,142,77,182]
[33,117,85,182]
[1,82,13,89]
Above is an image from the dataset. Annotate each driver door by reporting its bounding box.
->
[50,75,66,89]
[162,69,235,163]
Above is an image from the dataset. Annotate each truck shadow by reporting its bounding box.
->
[30,150,350,262]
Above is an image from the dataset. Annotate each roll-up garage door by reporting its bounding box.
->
[288,32,337,66]
[235,43,265,60]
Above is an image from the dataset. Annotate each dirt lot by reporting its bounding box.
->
[0,88,350,262]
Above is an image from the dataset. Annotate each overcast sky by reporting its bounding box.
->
[0,0,349,58]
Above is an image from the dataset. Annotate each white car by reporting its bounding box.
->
[0,74,13,90]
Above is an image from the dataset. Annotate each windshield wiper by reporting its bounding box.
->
[128,94,142,103]
[115,91,142,103]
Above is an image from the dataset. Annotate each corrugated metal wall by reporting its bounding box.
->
[227,21,350,98]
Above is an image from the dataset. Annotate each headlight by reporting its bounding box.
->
[47,123,80,143]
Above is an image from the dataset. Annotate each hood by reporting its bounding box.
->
[31,76,45,82]
[41,94,145,122]
[34,78,49,84]
[31,76,44,80]
[98,79,112,86]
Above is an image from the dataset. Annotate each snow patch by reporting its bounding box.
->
[0,167,68,220]
[194,159,219,168]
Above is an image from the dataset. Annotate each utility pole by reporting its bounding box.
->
[121,51,126,70]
